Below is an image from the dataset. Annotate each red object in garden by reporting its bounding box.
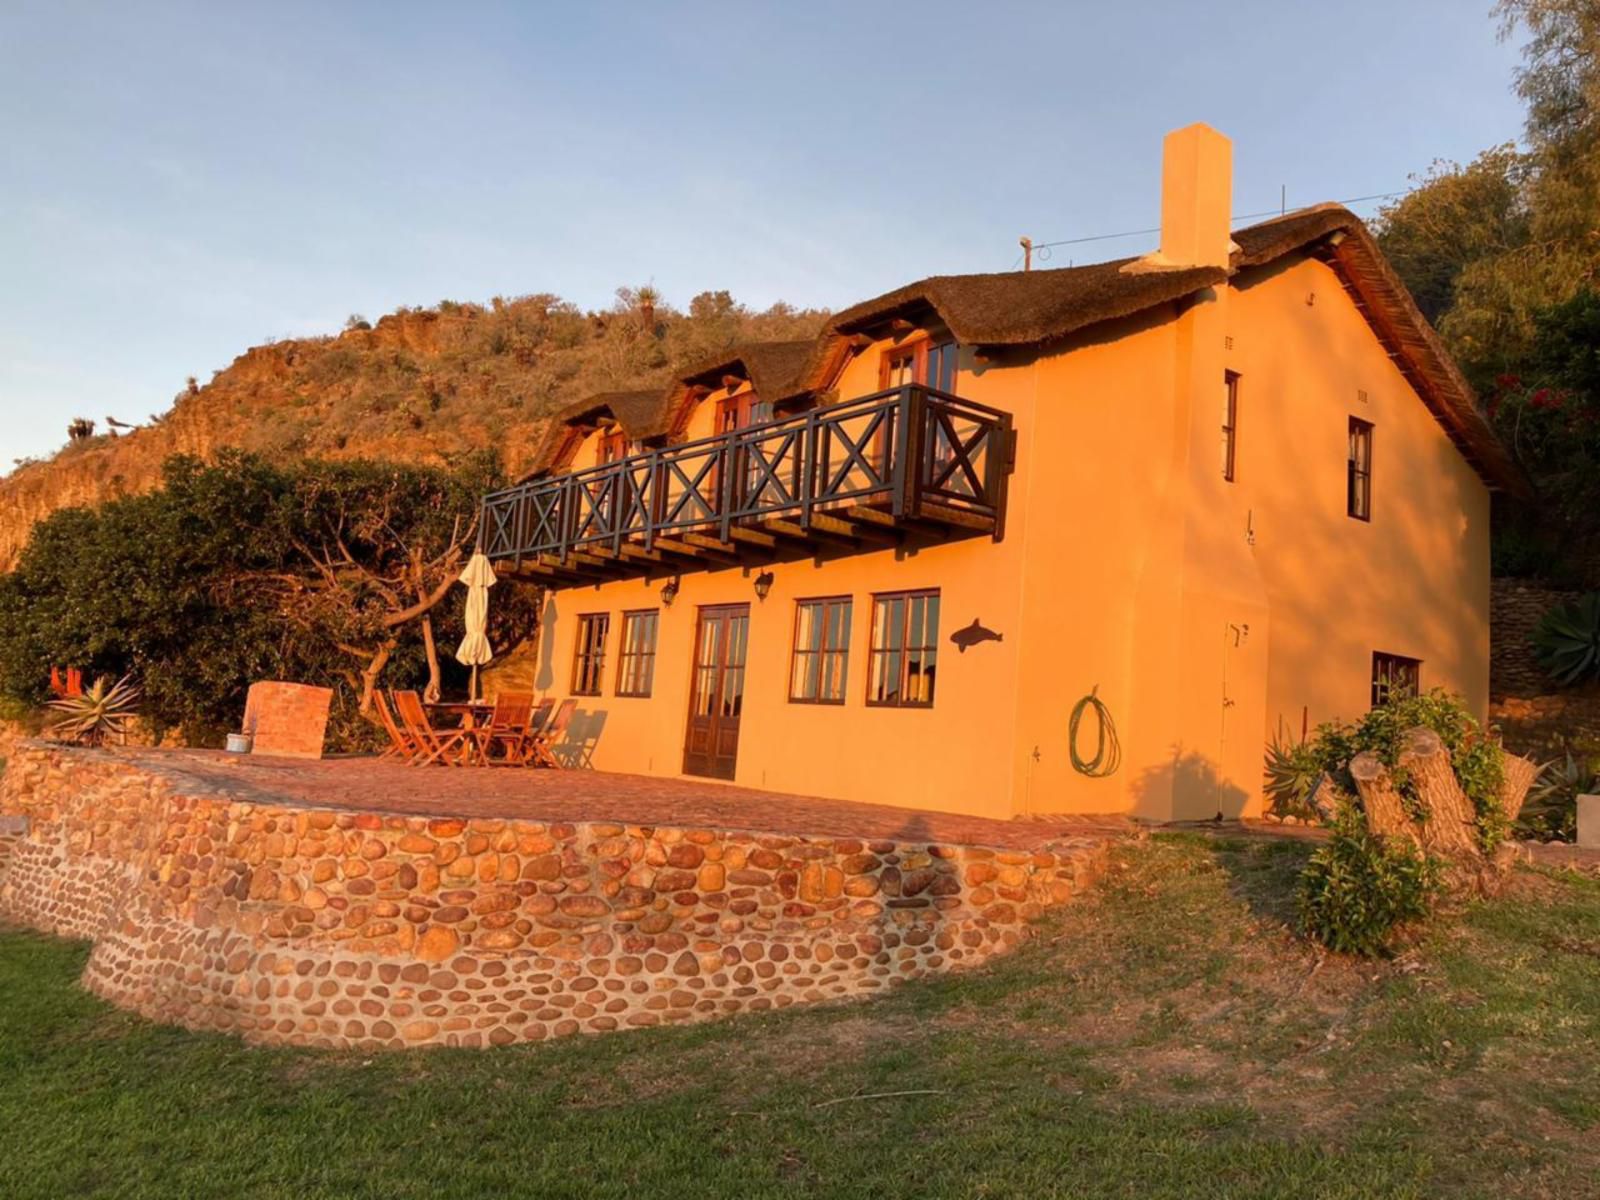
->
[48,667,84,698]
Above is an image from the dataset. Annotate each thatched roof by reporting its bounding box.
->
[520,206,1522,493]
[526,389,667,476]
[1231,205,1524,495]
[824,259,1226,348]
[795,204,1521,493]
[676,339,816,397]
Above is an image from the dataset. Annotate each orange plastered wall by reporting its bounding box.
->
[1227,255,1491,738]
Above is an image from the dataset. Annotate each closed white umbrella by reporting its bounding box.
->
[454,551,498,701]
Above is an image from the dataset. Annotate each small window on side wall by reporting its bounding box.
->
[1371,652,1420,709]
[1348,418,1373,520]
[571,613,610,696]
[1222,371,1240,482]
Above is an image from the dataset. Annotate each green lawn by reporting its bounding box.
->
[1,834,1597,1199]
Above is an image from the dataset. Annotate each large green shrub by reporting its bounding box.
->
[1297,807,1441,957]
[0,451,537,750]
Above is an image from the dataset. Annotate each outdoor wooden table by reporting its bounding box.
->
[424,701,491,729]
[423,701,491,765]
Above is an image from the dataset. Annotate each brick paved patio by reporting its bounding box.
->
[114,748,1132,851]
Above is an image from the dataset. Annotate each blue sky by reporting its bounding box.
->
[1,1,1527,466]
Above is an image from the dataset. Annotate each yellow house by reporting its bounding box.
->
[480,124,1521,823]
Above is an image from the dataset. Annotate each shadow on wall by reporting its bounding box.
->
[535,594,560,694]
[1129,745,1250,823]
[550,710,607,769]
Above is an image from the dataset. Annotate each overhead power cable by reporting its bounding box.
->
[1010,189,1410,269]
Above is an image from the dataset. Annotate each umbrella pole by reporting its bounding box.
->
[470,664,479,703]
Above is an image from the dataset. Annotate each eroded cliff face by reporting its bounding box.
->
[0,297,827,570]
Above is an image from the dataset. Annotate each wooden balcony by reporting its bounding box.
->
[480,385,1015,587]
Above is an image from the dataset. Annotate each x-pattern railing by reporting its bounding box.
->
[481,385,1013,564]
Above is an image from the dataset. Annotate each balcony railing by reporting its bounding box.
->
[480,385,1013,579]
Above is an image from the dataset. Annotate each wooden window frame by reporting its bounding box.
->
[615,609,659,698]
[1222,371,1239,482]
[866,588,941,709]
[788,596,852,705]
[714,390,772,433]
[1371,651,1420,709]
[877,335,958,393]
[571,613,610,697]
[1348,417,1373,521]
[597,426,631,464]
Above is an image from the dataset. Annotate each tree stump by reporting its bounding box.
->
[1349,752,1422,847]
[1398,727,1484,863]
[1497,753,1539,826]
[1306,772,1352,824]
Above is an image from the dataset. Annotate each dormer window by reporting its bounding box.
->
[880,338,958,392]
[597,426,631,463]
[716,390,772,433]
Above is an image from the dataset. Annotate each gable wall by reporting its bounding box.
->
[1226,253,1491,738]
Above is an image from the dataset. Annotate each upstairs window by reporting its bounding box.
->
[1222,371,1239,482]
[571,613,610,696]
[880,339,958,392]
[616,610,659,698]
[716,391,772,433]
[867,589,940,708]
[789,597,852,704]
[597,427,631,463]
[1348,418,1373,520]
[1371,652,1420,708]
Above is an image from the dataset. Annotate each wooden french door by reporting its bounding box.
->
[683,604,750,780]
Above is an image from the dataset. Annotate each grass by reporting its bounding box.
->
[1,833,1597,1199]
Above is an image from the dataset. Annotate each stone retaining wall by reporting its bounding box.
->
[1492,579,1580,700]
[0,743,1107,1051]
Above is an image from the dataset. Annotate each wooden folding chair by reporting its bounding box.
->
[472,692,535,766]
[393,690,473,767]
[374,689,420,761]
[528,699,577,769]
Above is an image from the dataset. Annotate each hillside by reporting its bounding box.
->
[0,289,827,569]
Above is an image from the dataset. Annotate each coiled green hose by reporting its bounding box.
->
[1069,687,1121,777]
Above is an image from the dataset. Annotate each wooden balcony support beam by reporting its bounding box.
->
[726,526,778,551]
[618,544,669,566]
[655,535,724,561]
[680,533,742,559]
[538,553,610,581]
[760,518,831,548]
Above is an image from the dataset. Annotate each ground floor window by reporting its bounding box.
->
[572,613,609,696]
[1371,651,1420,708]
[616,609,659,697]
[867,589,940,707]
[789,597,852,703]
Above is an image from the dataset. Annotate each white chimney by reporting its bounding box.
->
[1157,123,1233,270]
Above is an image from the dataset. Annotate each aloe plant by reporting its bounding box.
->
[1264,726,1323,818]
[1532,592,1600,686]
[1520,749,1594,842]
[46,674,141,746]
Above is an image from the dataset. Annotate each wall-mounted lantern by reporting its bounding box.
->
[661,576,680,608]
[753,570,775,602]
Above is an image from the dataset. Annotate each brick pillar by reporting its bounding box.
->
[241,682,333,759]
